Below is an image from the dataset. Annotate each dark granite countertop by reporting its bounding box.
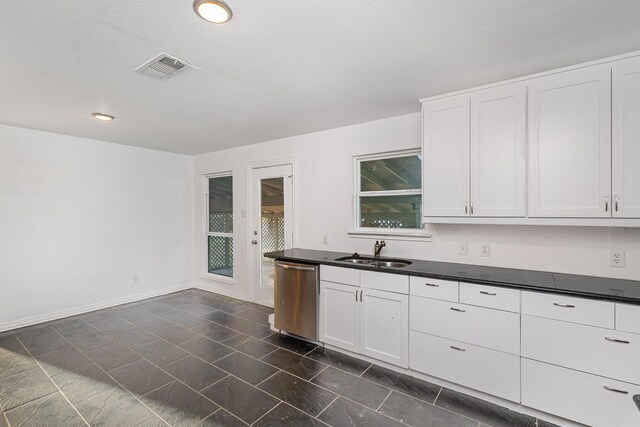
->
[265,248,640,305]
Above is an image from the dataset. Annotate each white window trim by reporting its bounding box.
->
[201,172,235,283]
[351,149,431,241]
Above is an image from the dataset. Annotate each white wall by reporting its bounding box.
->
[0,124,193,331]
[194,113,640,300]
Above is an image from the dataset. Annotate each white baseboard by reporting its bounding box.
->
[0,282,193,333]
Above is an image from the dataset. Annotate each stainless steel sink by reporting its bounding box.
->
[335,256,412,268]
[340,258,373,264]
[371,260,412,268]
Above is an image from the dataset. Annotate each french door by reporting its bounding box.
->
[249,164,294,307]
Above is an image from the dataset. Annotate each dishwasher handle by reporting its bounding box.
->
[275,261,318,272]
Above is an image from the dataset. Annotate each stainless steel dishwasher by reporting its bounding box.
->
[274,260,319,341]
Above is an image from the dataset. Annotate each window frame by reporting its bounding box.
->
[351,149,431,240]
[202,172,234,283]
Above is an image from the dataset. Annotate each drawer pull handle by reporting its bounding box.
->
[450,345,466,352]
[479,291,496,296]
[553,303,575,308]
[425,283,440,287]
[605,337,630,344]
[450,307,466,312]
[603,385,629,394]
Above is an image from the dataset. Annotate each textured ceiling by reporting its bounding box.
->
[2,1,640,155]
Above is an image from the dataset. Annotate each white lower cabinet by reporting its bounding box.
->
[319,281,360,353]
[319,271,409,368]
[410,296,520,355]
[522,315,640,385]
[522,359,640,427]
[410,331,520,402]
[361,289,409,367]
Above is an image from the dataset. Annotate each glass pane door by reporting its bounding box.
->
[260,177,285,289]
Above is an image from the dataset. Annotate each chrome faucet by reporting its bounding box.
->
[374,240,386,258]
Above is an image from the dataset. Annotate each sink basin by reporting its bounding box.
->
[335,256,374,264]
[335,256,412,268]
[372,260,412,268]
[341,258,373,264]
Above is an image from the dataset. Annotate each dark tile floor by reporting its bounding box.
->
[0,289,559,427]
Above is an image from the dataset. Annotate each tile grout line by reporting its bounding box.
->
[248,401,282,426]
[51,330,174,426]
[2,409,11,427]
[314,395,340,421]
[253,370,283,388]
[375,389,394,412]
[307,364,329,382]
[13,336,91,427]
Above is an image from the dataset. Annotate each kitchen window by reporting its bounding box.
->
[354,150,424,234]
[206,174,234,278]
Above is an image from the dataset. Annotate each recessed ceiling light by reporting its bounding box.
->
[193,0,232,24]
[92,113,114,121]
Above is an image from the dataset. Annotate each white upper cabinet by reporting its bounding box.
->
[470,84,527,217]
[422,95,470,217]
[612,57,640,218]
[527,65,612,218]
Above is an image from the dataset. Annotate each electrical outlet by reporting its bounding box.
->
[480,243,490,257]
[458,241,468,255]
[322,235,329,245]
[610,250,625,268]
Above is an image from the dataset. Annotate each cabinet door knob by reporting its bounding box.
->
[553,302,575,308]
[605,337,630,344]
[470,201,474,215]
[605,196,609,212]
[424,283,440,287]
[479,291,496,296]
[450,307,466,312]
[603,385,628,394]
[615,195,619,212]
[450,345,466,352]
[465,202,468,215]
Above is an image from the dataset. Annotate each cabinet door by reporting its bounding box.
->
[528,65,612,217]
[319,281,360,353]
[613,57,640,218]
[470,84,526,217]
[360,289,408,367]
[423,95,470,217]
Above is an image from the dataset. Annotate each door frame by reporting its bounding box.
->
[246,157,299,306]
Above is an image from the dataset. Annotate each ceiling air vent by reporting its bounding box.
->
[135,53,191,79]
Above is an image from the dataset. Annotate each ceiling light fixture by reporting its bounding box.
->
[92,113,115,121]
[193,0,233,24]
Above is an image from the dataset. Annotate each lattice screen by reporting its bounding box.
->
[262,214,285,263]
[208,213,233,275]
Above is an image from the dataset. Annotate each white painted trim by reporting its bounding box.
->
[0,283,193,333]
[246,157,300,305]
[347,229,432,241]
[420,49,640,103]
[201,172,235,282]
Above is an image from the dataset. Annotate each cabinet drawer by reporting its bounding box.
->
[410,331,520,402]
[361,271,408,294]
[409,277,458,301]
[521,291,614,328]
[617,303,640,335]
[410,297,520,355]
[459,283,520,312]
[320,265,360,287]
[522,315,640,385]
[522,359,640,427]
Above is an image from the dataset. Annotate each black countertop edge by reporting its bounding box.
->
[265,248,640,305]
